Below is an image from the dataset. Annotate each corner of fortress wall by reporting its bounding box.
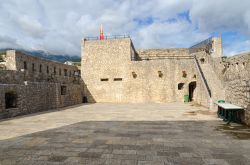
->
[211,37,223,58]
[192,38,250,125]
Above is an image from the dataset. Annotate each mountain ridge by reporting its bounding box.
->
[0,48,81,63]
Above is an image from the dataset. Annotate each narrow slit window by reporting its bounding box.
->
[114,78,122,81]
[100,78,109,81]
[39,64,42,73]
[32,63,35,71]
[24,61,27,70]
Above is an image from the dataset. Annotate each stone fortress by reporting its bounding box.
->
[0,35,250,125]
[81,36,250,125]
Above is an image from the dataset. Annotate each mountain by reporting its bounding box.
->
[0,49,81,63]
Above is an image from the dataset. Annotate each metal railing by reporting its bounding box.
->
[190,37,213,49]
[84,35,130,41]
[193,55,212,98]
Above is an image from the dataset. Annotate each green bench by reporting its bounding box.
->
[215,102,244,124]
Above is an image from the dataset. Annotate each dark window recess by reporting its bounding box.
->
[132,72,137,78]
[61,86,67,95]
[178,83,185,90]
[5,92,18,109]
[24,61,27,70]
[32,63,35,71]
[69,71,71,77]
[64,69,68,76]
[39,64,42,73]
[100,78,109,81]
[54,67,56,75]
[200,58,205,64]
[158,71,163,78]
[182,71,187,78]
[47,66,49,74]
[59,68,62,75]
[114,78,122,81]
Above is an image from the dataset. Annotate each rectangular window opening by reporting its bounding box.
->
[61,86,67,95]
[5,92,17,109]
[32,63,35,72]
[114,78,123,81]
[39,64,42,73]
[24,61,27,70]
[100,78,109,81]
[64,69,68,76]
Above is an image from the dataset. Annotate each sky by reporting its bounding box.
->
[0,0,250,56]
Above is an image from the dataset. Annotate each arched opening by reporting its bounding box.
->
[188,81,196,102]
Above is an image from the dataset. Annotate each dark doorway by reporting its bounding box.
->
[83,96,88,103]
[5,92,18,109]
[188,81,196,102]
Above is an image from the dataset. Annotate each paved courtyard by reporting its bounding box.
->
[0,103,250,165]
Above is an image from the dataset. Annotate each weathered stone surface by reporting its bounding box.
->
[0,103,249,165]
[81,39,208,106]
[0,50,83,119]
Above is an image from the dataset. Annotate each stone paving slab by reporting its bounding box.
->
[0,103,249,165]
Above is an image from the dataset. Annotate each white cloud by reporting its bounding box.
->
[0,0,249,56]
[16,15,46,38]
[190,0,250,34]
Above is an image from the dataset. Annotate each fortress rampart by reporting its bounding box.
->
[0,35,249,125]
[0,50,83,119]
[82,38,208,106]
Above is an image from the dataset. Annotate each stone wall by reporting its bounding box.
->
[197,51,250,125]
[4,50,80,83]
[0,50,84,119]
[0,82,83,119]
[220,53,250,125]
[137,49,190,60]
[82,38,209,106]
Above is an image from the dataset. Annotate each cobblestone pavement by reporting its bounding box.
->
[0,103,250,165]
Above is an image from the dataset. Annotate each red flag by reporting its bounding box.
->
[100,24,104,40]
